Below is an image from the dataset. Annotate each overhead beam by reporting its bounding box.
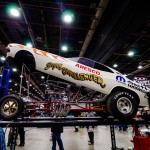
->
[128,63,150,76]
[79,0,109,57]
[18,0,36,47]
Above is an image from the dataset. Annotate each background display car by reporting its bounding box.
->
[0,43,149,121]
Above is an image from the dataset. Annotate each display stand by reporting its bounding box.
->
[0,117,148,150]
[110,125,117,150]
[10,127,17,150]
[110,125,124,150]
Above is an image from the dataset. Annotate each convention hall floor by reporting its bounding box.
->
[5,126,133,150]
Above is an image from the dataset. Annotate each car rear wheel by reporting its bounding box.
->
[107,91,138,121]
[0,95,23,120]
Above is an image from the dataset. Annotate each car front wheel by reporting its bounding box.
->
[107,91,138,121]
[0,95,23,120]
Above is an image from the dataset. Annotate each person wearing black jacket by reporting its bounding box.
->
[51,126,64,150]
[18,127,25,146]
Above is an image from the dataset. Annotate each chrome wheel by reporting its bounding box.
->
[117,97,132,114]
[1,99,18,116]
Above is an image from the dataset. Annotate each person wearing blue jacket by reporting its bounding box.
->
[0,127,6,150]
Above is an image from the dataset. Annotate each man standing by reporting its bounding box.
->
[87,126,94,145]
[18,127,25,146]
[51,126,64,150]
[87,112,95,145]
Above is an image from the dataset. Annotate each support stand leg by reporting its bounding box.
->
[110,125,117,150]
[10,127,17,150]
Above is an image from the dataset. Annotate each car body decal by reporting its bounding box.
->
[116,75,126,84]
[128,81,149,92]
[44,62,106,88]
[33,48,67,61]
[75,63,100,75]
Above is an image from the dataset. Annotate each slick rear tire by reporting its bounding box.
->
[0,95,23,120]
[107,91,138,121]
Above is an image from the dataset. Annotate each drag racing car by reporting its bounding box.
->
[0,43,149,121]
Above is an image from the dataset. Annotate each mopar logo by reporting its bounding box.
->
[116,76,126,84]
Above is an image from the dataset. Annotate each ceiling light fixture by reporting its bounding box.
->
[128,51,134,57]
[26,42,33,48]
[41,76,45,79]
[0,56,6,61]
[113,64,118,68]
[9,7,20,17]
[62,10,74,24]
[12,68,17,72]
[61,45,68,52]
[64,15,72,23]
[138,65,143,69]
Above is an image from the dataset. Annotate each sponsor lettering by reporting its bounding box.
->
[116,76,126,84]
[134,77,150,88]
[44,62,106,88]
[127,81,149,92]
[75,64,100,75]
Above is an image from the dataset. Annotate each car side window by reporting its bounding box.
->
[78,57,95,68]
[94,62,114,73]
[69,57,79,62]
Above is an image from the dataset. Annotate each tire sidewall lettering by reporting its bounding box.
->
[114,92,134,100]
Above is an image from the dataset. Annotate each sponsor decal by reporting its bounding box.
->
[114,92,134,99]
[16,44,68,61]
[75,63,100,75]
[18,44,24,49]
[127,81,149,92]
[134,77,150,88]
[116,76,126,84]
[32,48,67,61]
[44,62,106,88]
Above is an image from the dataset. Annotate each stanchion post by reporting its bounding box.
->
[10,127,17,150]
[110,125,117,150]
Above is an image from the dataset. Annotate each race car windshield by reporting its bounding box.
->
[69,57,114,73]
[69,57,95,68]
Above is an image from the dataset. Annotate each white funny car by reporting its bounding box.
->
[0,43,149,121]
